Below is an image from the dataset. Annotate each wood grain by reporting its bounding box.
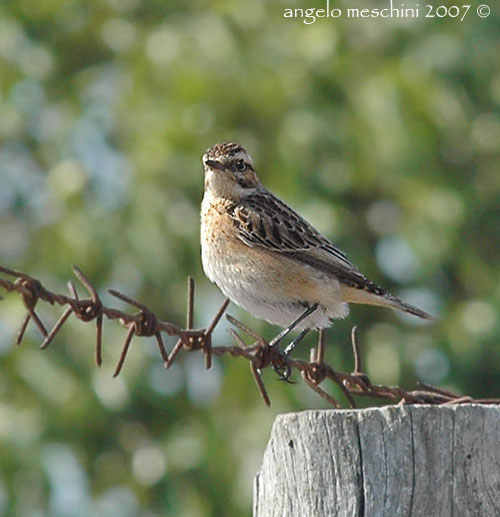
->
[253,405,500,517]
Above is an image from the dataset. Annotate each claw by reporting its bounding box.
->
[272,345,296,382]
[273,363,295,383]
[271,323,313,382]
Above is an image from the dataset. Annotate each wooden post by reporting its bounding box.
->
[253,405,500,516]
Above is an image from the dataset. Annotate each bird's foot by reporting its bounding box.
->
[268,303,318,382]
[273,362,294,383]
[272,328,310,382]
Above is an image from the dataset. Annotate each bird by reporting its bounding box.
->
[200,141,434,355]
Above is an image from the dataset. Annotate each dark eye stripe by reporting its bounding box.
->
[237,177,255,189]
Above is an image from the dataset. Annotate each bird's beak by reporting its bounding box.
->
[204,159,226,172]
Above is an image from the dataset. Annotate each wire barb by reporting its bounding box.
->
[351,326,361,373]
[1,264,500,408]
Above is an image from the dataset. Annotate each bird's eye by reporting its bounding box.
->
[235,159,246,172]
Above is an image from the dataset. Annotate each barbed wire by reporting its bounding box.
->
[1,264,498,408]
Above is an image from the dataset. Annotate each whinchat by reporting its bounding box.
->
[200,142,434,336]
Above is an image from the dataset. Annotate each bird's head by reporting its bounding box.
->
[202,142,260,198]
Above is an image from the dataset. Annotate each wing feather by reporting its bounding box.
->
[227,191,435,320]
[229,191,356,270]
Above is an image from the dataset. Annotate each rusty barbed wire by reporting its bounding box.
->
[1,264,499,409]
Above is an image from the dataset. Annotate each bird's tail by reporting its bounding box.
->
[341,285,436,321]
[386,294,436,321]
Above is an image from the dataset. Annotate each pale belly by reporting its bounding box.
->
[201,206,348,329]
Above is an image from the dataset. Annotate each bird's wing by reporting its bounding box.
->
[228,191,435,321]
[228,190,362,275]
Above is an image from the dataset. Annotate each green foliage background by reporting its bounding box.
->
[0,0,499,515]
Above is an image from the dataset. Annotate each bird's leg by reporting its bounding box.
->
[269,303,318,348]
[284,328,310,355]
[271,304,318,382]
[274,328,311,382]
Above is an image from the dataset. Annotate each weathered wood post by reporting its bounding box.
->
[253,405,500,516]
